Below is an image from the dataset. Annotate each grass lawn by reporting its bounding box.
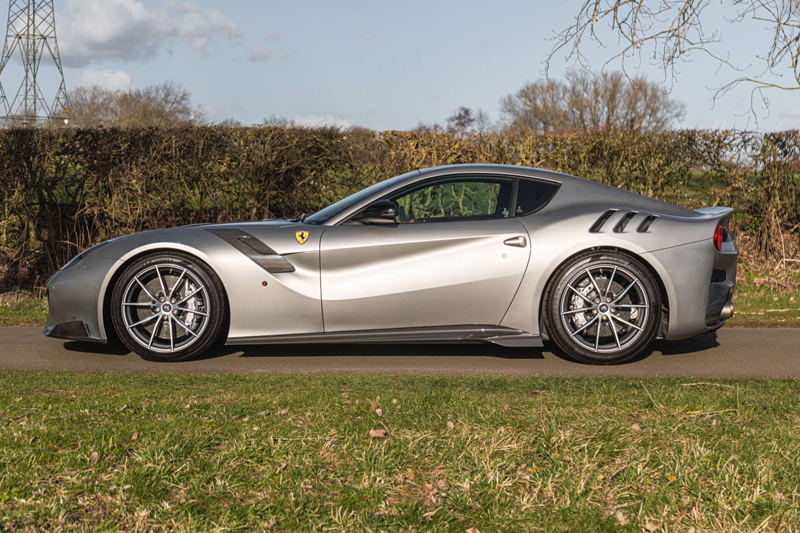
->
[731,270,800,327]
[1,373,799,532]
[0,291,47,327]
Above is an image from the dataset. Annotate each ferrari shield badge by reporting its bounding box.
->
[295,231,309,245]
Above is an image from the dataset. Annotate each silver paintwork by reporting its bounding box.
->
[44,164,738,347]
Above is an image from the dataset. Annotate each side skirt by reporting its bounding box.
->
[226,325,543,348]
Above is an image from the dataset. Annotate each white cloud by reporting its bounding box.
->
[261,31,280,43]
[773,106,800,131]
[73,68,133,91]
[58,0,243,68]
[710,118,730,130]
[200,103,227,124]
[247,32,279,62]
[248,48,271,63]
[292,114,354,128]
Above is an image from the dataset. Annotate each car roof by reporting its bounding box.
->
[415,164,567,184]
[322,164,695,225]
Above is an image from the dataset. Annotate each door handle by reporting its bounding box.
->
[504,236,527,248]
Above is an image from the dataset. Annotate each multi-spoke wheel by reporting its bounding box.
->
[544,251,661,364]
[111,252,227,361]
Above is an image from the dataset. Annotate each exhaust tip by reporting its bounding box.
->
[719,301,734,321]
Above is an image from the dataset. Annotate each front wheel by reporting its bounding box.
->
[543,251,661,365]
[111,252,227,362]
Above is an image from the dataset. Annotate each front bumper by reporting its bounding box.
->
[44,255,120,343]
[44,320,98,342]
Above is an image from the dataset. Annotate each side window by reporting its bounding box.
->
[391,178,514,223]
[515,179,560,216]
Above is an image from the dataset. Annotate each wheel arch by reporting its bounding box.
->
[537,246,671,339]
[99,246,230,343]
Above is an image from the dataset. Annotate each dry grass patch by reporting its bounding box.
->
[0,373,798,531]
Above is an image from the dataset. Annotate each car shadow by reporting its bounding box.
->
[651,331,721,356]
[59,331,721,365]
[201,342,547,361]
[63,341,130,356]
[543,330,722,365]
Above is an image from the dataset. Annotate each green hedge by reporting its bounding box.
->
[0,126,798,291]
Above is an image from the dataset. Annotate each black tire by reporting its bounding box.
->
[111,252,227,362]
[543,250,661,365]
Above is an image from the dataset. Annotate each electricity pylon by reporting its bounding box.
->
[0,0,69,126]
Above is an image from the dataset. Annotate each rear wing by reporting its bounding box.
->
[693,207,734,233]
[694,206,733,221]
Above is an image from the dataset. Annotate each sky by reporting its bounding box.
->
[1,0,798,131]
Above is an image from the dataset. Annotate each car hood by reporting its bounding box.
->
[94,218,322,261]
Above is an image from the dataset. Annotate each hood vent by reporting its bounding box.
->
[614,211,638,233]
[590,210,617,233]
[637,215,658,233]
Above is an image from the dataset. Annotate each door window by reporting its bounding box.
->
[390,178,514,223]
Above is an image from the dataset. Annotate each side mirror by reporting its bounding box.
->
[355,199,397,224]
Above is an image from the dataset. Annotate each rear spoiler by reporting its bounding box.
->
[694,206,733,220]
[693,206,734,230]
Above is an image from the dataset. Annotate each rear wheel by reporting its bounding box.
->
[543,251,661,364]
[111,252,226,362]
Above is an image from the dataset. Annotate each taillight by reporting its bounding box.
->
[713,223,723,251]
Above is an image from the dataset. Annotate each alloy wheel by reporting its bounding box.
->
[120,263,210,354]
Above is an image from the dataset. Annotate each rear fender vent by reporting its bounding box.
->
[637,215,658,233]
[590,210,617,233]
[613,211,638,233]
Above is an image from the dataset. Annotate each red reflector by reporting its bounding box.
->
[713,223,723,251]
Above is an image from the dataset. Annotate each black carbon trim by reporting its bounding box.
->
[637,214,658,233]
[45,320,93,341]
[589,210,616,233]
[613,211,638,233]
[206,228,295,273]
[226,325,541,346]
[706,280,734,326]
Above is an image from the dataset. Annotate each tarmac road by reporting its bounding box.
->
[0,326,798,377]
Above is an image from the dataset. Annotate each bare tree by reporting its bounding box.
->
[262,114,295,127]
[67,85,115,127]
[413,121,444,133]
[218,117,243,127]
[499,71,685,133]
[69,81,204,127]
[432,106,493,134]
[547,1,800,118]
[446,106,476,133]
[474,109,493,134]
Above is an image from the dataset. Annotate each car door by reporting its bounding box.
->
[319,176,531,332]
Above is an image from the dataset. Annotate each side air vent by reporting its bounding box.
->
[613,211,638,233]
[206,228,295,274]
[589,210,617,233]
[637,214,658,233]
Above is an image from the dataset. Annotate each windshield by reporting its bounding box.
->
[304,171,417,225]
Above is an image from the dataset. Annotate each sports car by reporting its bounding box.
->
[44,164,737,364]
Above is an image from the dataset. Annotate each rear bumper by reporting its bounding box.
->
[644,237,737,340]
[706,279,735,326]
